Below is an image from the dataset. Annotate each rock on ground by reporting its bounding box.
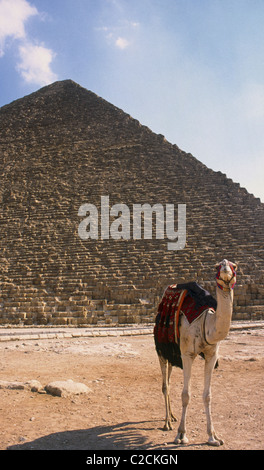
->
[0,378,90,397]
[44,379,91,397]
[0,380,43,392]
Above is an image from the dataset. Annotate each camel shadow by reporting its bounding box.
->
[7,420,160,451]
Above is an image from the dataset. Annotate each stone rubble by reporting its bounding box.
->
[0,378,91,397]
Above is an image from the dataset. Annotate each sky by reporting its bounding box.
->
[0,0,264,202]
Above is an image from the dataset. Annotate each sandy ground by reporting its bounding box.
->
[0,326,263,451]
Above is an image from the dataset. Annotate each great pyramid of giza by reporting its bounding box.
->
[0,80,263,325]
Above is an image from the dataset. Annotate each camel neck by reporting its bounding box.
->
[205,287,233,344]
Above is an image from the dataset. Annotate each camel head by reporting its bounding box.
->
[215,259,237,290]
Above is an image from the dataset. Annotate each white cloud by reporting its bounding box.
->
[96,17,139,50]
[115,36,130,49]
[17,42,57,86]
[0,0,37,56]
[0,0,57,85]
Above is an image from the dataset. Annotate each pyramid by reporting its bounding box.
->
[0,79,263,325]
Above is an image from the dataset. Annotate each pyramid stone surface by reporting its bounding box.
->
[0,80,263,325]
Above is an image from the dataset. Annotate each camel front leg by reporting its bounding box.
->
[175,354,193,444]
[203,354,224,446]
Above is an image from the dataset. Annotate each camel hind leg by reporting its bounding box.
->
[175,354,193,444]
[158,355,177,430]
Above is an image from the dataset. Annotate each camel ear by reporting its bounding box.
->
[232,262,238,272]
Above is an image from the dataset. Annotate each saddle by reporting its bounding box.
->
[154,284,215,345]
[154,283,218,368]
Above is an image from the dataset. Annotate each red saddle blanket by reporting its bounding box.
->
[154,285,214,344]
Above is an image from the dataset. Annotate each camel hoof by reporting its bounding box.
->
[174,433,189,445]
[163,422,173,431]
[207,437,224,447]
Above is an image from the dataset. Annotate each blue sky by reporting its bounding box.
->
[0,0,264,202]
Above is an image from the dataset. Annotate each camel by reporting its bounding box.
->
[154,259,237,446]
